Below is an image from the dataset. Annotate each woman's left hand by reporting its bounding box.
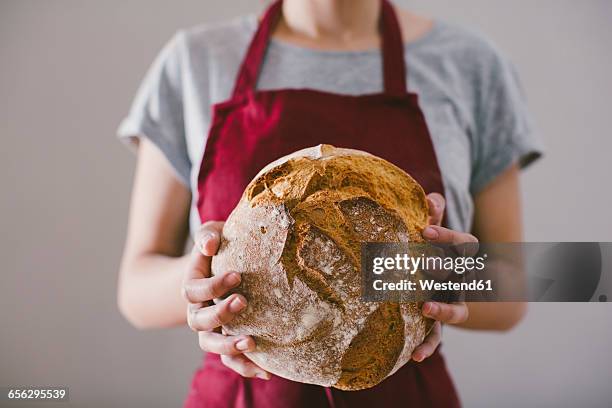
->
[411,193,476,362]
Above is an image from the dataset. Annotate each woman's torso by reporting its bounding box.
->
[129,14,534,235]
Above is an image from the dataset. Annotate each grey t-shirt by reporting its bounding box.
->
[118,15,543,234]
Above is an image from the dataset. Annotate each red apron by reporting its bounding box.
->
[188,1,460,407]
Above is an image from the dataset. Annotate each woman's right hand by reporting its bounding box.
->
[182,221,271,380]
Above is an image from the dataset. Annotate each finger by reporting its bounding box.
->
[198,331,256,355]
[183,272,241,303]
[184,245,213,283]
[188,293,247,331]
[221,354,271,380]
[195,221,225,257]
[422,226,478,247]
[187,302,204,329]
[426,193,446,226]
[422,302,469,324]
[421,225,479,273]
[182,222,227,297]
[412,321,442,362]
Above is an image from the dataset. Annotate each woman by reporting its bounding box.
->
[117,0,542,406]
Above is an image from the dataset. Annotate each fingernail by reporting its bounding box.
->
[423,227,439,240]
[201,231,215,241]
[229,295,247,313]
[413,354,423,362]
[198,231,216,250]
[235,338,251,351]
[424,302,439,317]
[224,272,241,287]
[256,372,270,380]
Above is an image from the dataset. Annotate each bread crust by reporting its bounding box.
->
[212,145,432,390]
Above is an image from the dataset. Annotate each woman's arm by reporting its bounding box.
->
[423,164,526,332]
[117,138,192,329]
[458,164,527,331]
[423,166,527,332]
[412,165,527,360]
[118,142,266,375]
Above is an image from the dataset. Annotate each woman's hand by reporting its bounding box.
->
[184,197,474,367]
[411,193,475,362]
[182,221,271,380]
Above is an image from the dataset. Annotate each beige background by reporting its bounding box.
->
[1,0,611,407]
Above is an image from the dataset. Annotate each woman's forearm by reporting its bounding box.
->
[118,253,190,329]
[462,165,527,331]
[118,139,193,329]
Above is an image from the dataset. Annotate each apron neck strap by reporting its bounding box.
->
[232,0,408,98]
[380,0,408,95]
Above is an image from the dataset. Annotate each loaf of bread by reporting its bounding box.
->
[211,144,432,390]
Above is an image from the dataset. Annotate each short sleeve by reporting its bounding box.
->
[469,49,544,194]
[117,31,190,186]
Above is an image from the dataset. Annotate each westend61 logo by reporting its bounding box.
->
[361,242,611,302]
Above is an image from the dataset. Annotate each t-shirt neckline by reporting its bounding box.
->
[243,14,443,57]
